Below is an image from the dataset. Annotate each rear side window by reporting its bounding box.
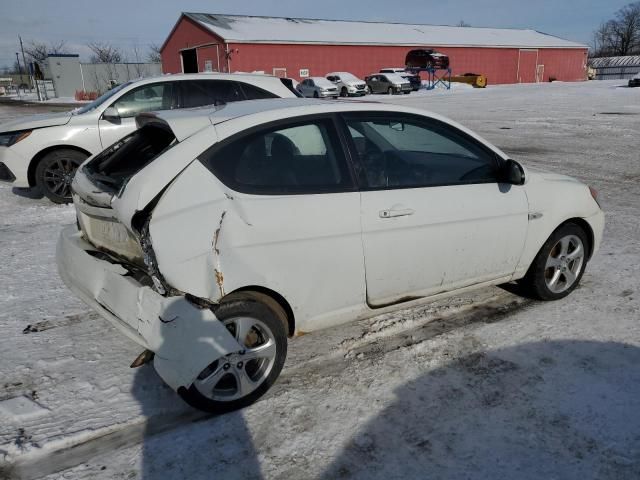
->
[202,119,354,195]
[178,80,245,108]
[239,83,278,100]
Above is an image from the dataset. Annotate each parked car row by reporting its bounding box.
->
[1,71,604,415]
[295,69,423,99]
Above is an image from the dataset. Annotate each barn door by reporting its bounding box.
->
[517,49,538,83]
[181,49,198,73]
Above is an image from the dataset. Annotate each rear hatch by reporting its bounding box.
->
[71,110,213,265]
[73,119,177,263]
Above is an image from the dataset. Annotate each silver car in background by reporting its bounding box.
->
[365,73,412,95]
[296,77,339,98]
[326,72,368,97]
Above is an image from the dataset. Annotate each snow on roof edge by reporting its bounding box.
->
[182,12,587,49]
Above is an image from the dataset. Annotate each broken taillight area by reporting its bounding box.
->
[76,210,144,264]
[139,219,173,295]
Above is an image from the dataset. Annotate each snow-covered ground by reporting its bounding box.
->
[0,80,638,480]
[1,92,88,104]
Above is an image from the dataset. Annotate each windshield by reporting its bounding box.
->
[72,81,133,115]
[337,72,359,82]
[312,77,335,88]
[385,73,407,84]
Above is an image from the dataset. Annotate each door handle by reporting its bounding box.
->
[379,207,415,218]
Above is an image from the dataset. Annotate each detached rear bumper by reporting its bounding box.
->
[56,225,241,390]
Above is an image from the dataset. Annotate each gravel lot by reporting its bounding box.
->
[0,80,638,480]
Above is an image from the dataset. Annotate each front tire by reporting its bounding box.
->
[341,87,348,97]
[520,223,589,300]
[387,87,394,95]
[180,292,288,413]
[35,149,87,204]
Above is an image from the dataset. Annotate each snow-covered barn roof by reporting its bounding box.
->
[180,13,587,49]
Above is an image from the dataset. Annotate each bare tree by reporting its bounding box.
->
[457,20,471,27]
[147,43,162,63]
[24,40,68,63]
[87,42,123,63]
[131,45,145,77]
[611,2,640,55]
[591,2,640,57]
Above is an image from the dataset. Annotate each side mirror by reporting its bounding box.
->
[503,159,525,185]
[390,121,405,131]
[102,106,120,121]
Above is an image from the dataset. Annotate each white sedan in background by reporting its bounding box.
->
[296,77,339,98]
[0,73,299,203]
[326,72,368,96]
[57,98,604,413]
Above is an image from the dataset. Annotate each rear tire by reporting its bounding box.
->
[519,223,589,300]
[179,292,288,413]
[35,149,88,204]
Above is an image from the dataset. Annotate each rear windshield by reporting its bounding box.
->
[84,124,176,192]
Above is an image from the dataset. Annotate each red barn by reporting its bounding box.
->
[160,13,588,84]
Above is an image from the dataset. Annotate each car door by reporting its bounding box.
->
[297,79,309,97]
[341,112,529,307]
[378,75,390,92]
[368,75,380,93]
[203,114,364,329]
[98,82,176,148]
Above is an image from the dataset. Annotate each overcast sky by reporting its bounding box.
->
[0,0,630,68]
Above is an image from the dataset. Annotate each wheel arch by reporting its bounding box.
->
[27,145,92,187]
[556,217,595,260]
[231,286,296,337]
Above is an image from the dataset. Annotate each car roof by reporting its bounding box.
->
[152,98,418,127]
[130,72,284,85]
[145,98,509,160]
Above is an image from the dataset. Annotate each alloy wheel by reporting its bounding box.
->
[544,234,585,293]
[42,157,79,199]
[194,316,277,402]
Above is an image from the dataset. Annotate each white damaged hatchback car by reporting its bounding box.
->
[58,99,604,412]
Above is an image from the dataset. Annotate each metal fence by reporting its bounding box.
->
[589,56,640,80]
[593,65,640,80]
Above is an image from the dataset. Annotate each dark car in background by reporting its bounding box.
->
[629,72,640,87]
[405,49,450,70]
[365,73,412,94]
[379,68,422,91]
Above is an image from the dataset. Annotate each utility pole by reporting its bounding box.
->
[19,36,31,92]
[15,52,23,99]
